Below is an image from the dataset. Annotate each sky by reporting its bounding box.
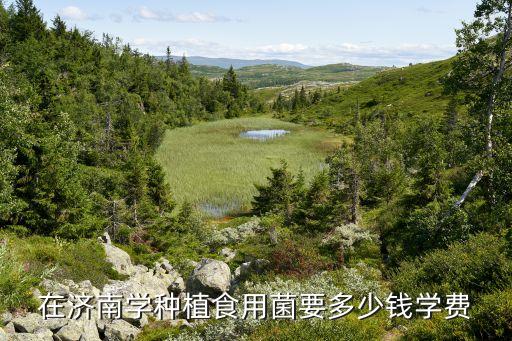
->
[18,0,478,66]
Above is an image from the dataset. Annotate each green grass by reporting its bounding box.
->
[290,58,456,129]
[155,117,343,216]
[0,232,124,290]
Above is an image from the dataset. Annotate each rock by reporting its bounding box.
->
[53,318,100,341]
[103,268,174,301]
[234,259,270,281]
[3,322,15,334]
[32,287,43,306]
[220,247,236,262]
[103,244,134,276]
[81,318,102,341]
[34,327,54,341]
[55,320,84,341]
[96,319,109,334]
[0,328,6,341]
[0,311,12,325]
[42,316,69,331]
[122,311,149,328]
[99,232,112,244]
[187,259,231,296]
[12,313,43,333]
[169,276,186,294]
[41,279,71,298]
[167,319,192,329]
[185,259,198,268]
[155,259,174,274]
[9,333,42,341]
[104,320,140,341]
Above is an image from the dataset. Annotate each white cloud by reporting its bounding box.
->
[132,6,231,23]
[138,6,160,20]
[59,6,99,21]
[130,38,457,66]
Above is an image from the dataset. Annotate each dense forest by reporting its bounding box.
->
[0,0,260,240]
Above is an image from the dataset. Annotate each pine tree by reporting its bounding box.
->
[252,161,297,222]
[0,1,8,51]
[222,66,242,99]
[9,0,46,41]
[165,46,173,71]
[51,15,66,37]
[179,55,190,77]
[147,159,174,214]
[125,150,147,225]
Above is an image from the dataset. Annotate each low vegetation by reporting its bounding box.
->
[155,117,343,216]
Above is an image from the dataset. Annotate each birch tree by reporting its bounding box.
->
[448,0,512,208]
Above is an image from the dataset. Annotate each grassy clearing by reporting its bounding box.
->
[156,117,342,216]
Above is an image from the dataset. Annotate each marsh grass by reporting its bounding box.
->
[156,117,341,216]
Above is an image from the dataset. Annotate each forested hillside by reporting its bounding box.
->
[275,59,454,131]
[191,63,386,89]
[0,0,259,239]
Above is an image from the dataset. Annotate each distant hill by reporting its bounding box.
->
[156,55,311,69]
[189,63,387,89]
[288,58,455,129]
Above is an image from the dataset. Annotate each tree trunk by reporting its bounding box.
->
[453,4,512,208]
[338,242,345,266]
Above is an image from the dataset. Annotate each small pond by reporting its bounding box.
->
[239,129,290,140]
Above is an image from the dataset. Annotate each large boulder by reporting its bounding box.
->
[103,244,134,276]
[11,313,43,333]
[55,320,84,341]
[33,327,53,341]
[54,318,101,341]
[104,319,140,341]
[103,269,176,300]
[3,322,15,334]
[9,333,42,341]
[169,276,186,294]
[187,259,231,296]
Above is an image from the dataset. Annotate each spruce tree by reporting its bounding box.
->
[10,0,46,41]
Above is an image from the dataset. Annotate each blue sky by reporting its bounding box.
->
[20,0,477,66]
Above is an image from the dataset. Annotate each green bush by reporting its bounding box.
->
[392,233,512,299]
[247,316,385,341]
[470,288,512,340]
[403,314,472,341]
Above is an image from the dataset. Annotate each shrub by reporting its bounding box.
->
[403,314,472,341]
[470,288,512,340]
[271,238,332,278]
[392,233,512,299]
[247,317,385,341]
